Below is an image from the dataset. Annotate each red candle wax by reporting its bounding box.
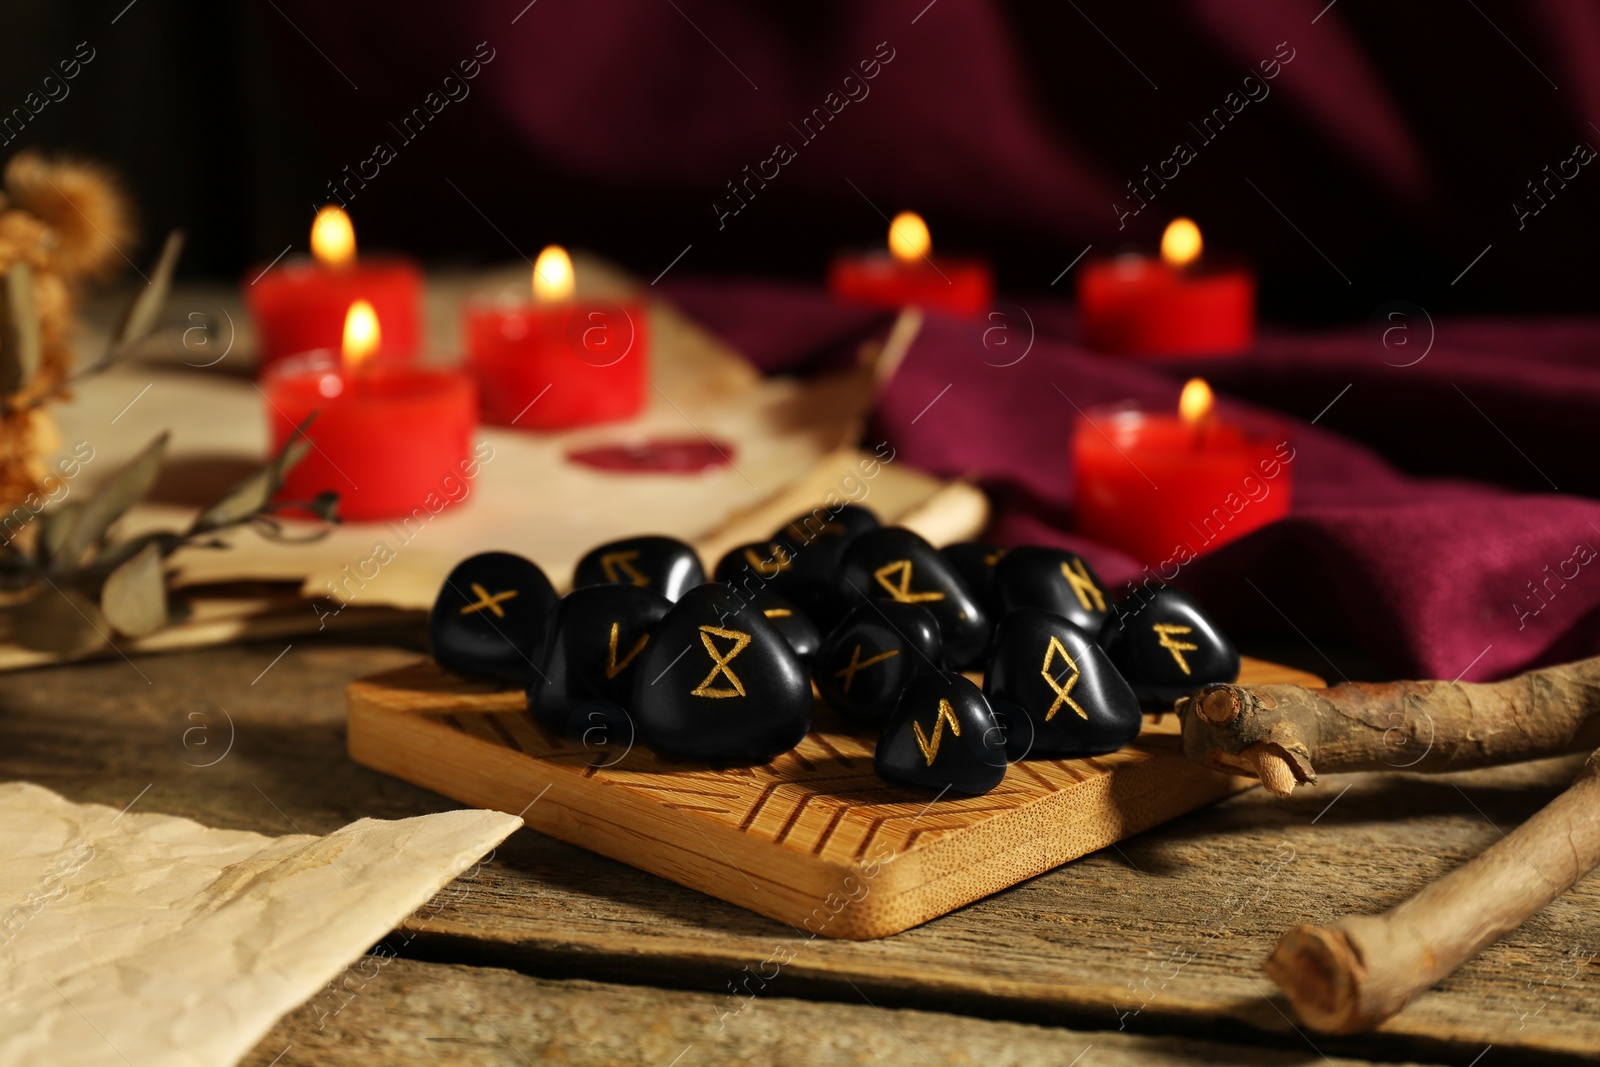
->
[1073,402,1292,568]
[827,252,994,317]
[465,295,648,429]
[263,351,478,522]
[1077,252,1254,356]
[246,256,424,370]
[828,211,993,317]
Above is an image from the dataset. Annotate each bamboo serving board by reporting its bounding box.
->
[348,656,1323,939]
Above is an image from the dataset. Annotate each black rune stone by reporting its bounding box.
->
[713,538,811,610]
[527,584,673,737]
[812,601,942,725]
[838,527,990,669]
[573,535,705,602]
[984,609,1141,758]
[992,546,1112,636]
[630,583,812,763]
[1102,586,1240,709]
[768,504,879,626]
[939,542,1006,603]
[773,503,879,553]
[430,551,558,684]
[874,671,1007,796]
[743,586,822,663]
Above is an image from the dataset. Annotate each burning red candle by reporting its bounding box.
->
[1073,379,1292,567]
[264,300,478,522]
[827,211,993,317]
[1078,218,1254,357]
[465,245,648,429]
[245,206,424,370]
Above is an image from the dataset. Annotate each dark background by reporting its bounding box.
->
[3,0,1598,323]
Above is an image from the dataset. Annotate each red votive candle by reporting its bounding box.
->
[1078,218,1254,357]
[827,211,993,317]
[263,302,478,522]
[1073,380,1292,568]
[245,206,423,370]
[465,245,648,430]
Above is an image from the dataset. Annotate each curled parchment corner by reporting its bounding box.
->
[0,781,522,1067]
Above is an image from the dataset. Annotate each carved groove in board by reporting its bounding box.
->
[811,800,865,855]
[1012,761,1057,790]
[483,714,523,752]
[739,773,882,832]
[777,783,910,851]
[1049,759,1089,782]
[808,734,852,762]
[628,786,743,801]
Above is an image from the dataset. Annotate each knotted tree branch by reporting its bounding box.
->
[1177,659,1600,796]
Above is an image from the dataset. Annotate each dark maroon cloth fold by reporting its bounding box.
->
[274,0,1600,313]
[662,277,1600,682]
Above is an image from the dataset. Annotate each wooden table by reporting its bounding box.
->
[5,634,1596,1066]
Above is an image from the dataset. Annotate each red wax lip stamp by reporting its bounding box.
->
[566,437,734,474]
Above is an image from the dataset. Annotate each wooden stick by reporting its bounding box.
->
[1264,748,1600,1032]
[867,306,924,392]
[1178,658,1600,795]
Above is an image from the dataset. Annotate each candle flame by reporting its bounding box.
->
[1161,217,1202,268]
[1179,377,1214,426]
[311,205,356,269]
[888,211,931,264]
[533,244,575,302]
[342,300,381,366]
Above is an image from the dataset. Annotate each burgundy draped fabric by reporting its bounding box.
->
[664,276,1600,683]
[274,0,1600,312]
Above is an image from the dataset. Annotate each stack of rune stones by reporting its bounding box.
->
[429,506,1238,797]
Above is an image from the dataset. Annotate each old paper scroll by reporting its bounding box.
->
[0,782,522,1067]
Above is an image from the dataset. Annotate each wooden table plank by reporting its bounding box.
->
[2,640,1596,1065]
[238,957,1436,1067]
[400,761,1600,1063]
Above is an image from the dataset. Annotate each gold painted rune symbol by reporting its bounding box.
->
[1041,635,1087,721]
[605,622,649,680]
[832,643,900,694]
[692,625,752,698]
[873,560,945,604]
[912,698,962,766]
[762,608,792,619]
[743,544,793,577]
[459,583,518,618]
[1060,558,1106,613]
[1153,623,1199,675]
[600,550,650,587]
